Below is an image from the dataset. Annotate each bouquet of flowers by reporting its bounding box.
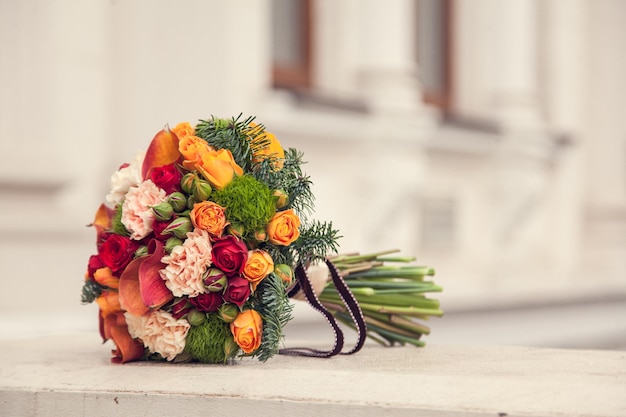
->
[82,115,339,363]
[82,114,442,364]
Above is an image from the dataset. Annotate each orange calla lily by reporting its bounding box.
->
[139,240,174,309]
[103,311,145,363]
[118,257,149,316]
[91,203,113,241]
[118,239,173,316]
[141,126,181,180]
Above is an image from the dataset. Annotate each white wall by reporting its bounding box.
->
[1,0,625,336]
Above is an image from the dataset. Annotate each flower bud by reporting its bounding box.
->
[171,298,192,319]
[254,229,268,242]
[163,217,192,239]
[187,309,207,326]
[203,268,227,292]
[193,179,212,202]
[187,195,197,210]
[274,264,293,284]
[218,303,239,323]
[168,192,187,213]
[151,202,174,221]
[134,245,149,258]
[227,223,245,238]
[164,237,183,253]
[224,336,239,358]
[180,172,197,195]
[272,189,289,209]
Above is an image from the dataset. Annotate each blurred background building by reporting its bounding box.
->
[1,0,624,348]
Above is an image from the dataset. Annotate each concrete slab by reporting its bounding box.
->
[1,332,624,417]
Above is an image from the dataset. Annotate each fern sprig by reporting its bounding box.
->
[250,273,293,362]
[194,114,267,172]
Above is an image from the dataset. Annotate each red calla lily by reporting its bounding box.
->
[139,239,174,309]
[118,239,173,316]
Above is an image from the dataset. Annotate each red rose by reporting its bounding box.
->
[211,235,248,276]
[223,275,251,307]
[87,254,105,277]
[98,234,138,275]
[150,163,182,194]
[189,292,223,312]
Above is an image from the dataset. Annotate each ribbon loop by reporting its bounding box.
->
[279,259,367,358]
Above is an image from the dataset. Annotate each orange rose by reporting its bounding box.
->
[249,123,285,170]
[179,135,212,172]
[172,121,195,139]
[230,309,263,354]
[93,267,119,289]
[190,201,228,239]
[243,249,274,290]
[266,209,300,246]
[197,148,244,190]
[96,290,121,318]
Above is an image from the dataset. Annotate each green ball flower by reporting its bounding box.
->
[184,313,238,363]
[212,175,275,241]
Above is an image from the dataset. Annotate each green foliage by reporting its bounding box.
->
[81,280,103,304]
[253,148,315,221]
[294,220,341,266]
[194,114,270,173]
[111,202,130,236]
[212,175,275,241]
[250,273,293,362]
[265,220,341,268]
[184,313,236,364]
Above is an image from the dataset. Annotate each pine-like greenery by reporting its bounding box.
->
[263,220,341,268]
[250,273,293,362]
[292,220,341,267]
[253,148,315,221]
[194,114,270,173]
[81,280,103,304]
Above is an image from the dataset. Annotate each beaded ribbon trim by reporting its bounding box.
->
[279,259,367,358]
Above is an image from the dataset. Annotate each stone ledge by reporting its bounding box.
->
[1,333,625,417]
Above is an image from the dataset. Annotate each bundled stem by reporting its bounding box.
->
[320,250,443,347]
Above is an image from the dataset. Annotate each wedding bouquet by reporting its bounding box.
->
[82,115,442,364]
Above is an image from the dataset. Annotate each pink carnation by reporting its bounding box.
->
[160,229,213,297]
[121,180,167,240]
[125,311,190,361]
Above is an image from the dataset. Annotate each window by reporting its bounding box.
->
[416,0,453,110]
[271,0,313,90]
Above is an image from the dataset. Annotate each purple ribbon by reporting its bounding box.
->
[279,259,367,358]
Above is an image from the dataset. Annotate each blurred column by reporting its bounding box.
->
[490,0,543,134]
[486,0,555,285]
[357,0,427,118]
[0,0,111,234]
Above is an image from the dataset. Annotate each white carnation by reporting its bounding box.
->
[105,151,145,207]
[121,180,167,240]
[160,229,213,297]
[125,311,190,361]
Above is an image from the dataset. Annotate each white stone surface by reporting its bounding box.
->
[1,333,625,417]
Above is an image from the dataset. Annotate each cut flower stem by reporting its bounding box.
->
[322,249,443,347]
